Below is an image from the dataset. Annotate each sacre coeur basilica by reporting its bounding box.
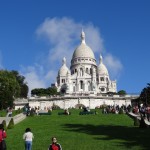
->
[15,31,138,110]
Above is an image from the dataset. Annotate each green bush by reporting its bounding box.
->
[7,118,14,129]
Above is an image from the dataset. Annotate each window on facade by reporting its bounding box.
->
[100,77,104,81]
[75,69,77,73]
[80,80,83,89]
[80,68,83,76]
[88,81,91,91]
[101,88,105,92]
[90,68,92,74]
[62,79,65,83]
[86,68,88,73]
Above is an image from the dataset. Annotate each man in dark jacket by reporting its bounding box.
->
[48,137,62,150]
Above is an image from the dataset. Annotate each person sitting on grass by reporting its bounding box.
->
[64,109,70,115]
[48,137,62,150]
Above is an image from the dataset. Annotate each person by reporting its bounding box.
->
[64,109,69,115]
[23,128,34,150]
[0,124,7,150]
[48,137,62,150]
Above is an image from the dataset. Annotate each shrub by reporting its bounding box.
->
[7,118,14,129]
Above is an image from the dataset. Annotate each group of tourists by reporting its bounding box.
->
[133,104,150,121]
[102,104,132,114]
[101,103,150,122]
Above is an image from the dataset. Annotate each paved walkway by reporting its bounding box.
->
[0,113,26,126]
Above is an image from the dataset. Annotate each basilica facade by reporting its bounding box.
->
[56,31,117,95]
[15,31,138,110]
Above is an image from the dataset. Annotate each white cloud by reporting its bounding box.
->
[20,65,47,96]
[21,17,123,95]
[36,17,104,66]
[104,53,123,79]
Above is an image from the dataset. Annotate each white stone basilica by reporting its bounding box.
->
[14,31,138,110]
[56,30,117,95]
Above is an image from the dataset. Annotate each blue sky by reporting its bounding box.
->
[0,0,150,95]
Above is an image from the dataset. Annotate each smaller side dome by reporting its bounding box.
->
[58,57,69,76]
[98,55,109,75]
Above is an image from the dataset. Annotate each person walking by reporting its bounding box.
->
[23,128,34,150]
[0,124,7,150]
[48,137,62,150]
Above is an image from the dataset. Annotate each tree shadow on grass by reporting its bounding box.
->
[62,123,150,150]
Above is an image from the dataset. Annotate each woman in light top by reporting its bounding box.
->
[23,128,34,150]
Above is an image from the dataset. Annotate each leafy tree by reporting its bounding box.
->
[31,87,58,96]
[118,90,127,96]
[0,70,20,109]
[46,87,57,95]
[11,70,29,98]
[138,83,150,105]
[31,88,47,96]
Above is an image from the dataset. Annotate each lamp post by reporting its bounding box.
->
[113,100,115,106]
[89,97,90,109]
[63,100,65,109]
[125,100,127,107]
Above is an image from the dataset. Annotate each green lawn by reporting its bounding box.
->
[5,109,150,150]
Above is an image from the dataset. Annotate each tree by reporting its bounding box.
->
[0,70,20,109]
[138,83,150,105]
[11,70,29,98]
[31,87,58,96]
[46,87,57,95]
[118,90,127,96]
[31,88,47,96]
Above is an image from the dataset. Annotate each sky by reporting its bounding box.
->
[0,0,150,95]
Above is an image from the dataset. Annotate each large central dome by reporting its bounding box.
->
[72,31,95,59]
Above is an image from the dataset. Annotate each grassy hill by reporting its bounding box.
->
[6,109,150,150]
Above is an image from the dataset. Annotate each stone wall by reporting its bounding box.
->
[0,113,26,126]
[27,96,136,110]
[14,95,138,110]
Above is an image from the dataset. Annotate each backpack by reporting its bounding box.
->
[0,130,3,142]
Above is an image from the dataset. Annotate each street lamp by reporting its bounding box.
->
[89,97,90,109]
